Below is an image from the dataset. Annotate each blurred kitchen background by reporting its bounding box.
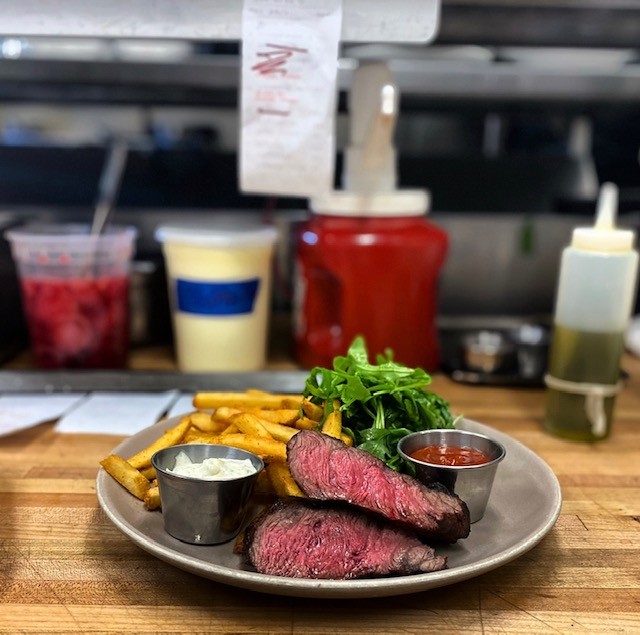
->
[1,0,640,367]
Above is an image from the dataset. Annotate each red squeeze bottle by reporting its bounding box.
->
[293,62,448,371]
[294,193,447,371]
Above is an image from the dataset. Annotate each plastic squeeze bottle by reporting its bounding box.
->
[293,62,448,370]
[544,182,639,441]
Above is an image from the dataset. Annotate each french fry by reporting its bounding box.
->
[212,433,287,463]
[301,398,324,421]
[220,410,297,441]
[295,416,320,430]
[144,485,161,511]
[260,420,299,443]
[188,411,227,433]
[340,433,354,447]
[100,455,150,500]
[267,462,304,498]
[230,412,272,439]
[126,417,191,469]
[212,406,241,422]
[246,408,299,426]
[188,410,212,426]
[139,465,157,480]
[183,427,219,444]
[193,391,302,411]
[321,400,343,439]
[281,397,304,410]
[215,406,300,427]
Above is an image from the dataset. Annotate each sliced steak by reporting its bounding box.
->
[243,498,447,579]
[287,430,470,543]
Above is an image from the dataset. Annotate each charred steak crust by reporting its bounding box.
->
[243,497,447,579]
[287,430,471,543]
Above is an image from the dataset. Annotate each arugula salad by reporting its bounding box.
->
[302,337,459,471]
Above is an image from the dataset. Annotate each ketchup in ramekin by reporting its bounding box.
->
[398,428,506,523]
[410,444,492,467]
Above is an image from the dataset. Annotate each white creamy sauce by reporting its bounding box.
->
[169,450,256,480]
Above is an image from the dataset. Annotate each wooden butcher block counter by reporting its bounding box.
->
[1,348,639,635]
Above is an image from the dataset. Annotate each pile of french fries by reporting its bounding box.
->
[100,390,349,511]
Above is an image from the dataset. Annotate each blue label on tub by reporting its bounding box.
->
[176,278,260,315]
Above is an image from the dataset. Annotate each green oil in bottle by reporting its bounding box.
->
[544,324,625,441]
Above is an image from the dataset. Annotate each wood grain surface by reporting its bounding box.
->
[1,353,639,634]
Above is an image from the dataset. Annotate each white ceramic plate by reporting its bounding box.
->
[96,417,562,599]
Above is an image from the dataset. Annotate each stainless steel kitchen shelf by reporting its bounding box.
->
[387,57,640,103]
[0,57,240,105]
[0,369,310,394]
[439,1,640,49]
[0,0,440,44]
[1,54,639,105]
[3,1,637,48]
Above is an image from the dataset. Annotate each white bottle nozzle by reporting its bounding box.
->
[361,83,396,174]
[343,62,398,193]
[572,181,635,253]
[594,181,618,230]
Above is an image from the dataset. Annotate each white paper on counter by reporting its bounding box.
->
[164,393,197,420]
[240,0,343,197]
[54,391,179,436]
[0,393,86,437]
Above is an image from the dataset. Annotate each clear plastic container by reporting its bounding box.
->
[5,223,137,369]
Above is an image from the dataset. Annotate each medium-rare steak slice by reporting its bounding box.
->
[243,498,447,579]
[287,430,470,543]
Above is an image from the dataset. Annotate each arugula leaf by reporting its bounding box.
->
[358,427,413,471]
[303,336,458,471]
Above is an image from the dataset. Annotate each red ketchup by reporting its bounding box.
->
[410,445,492,467]
[294,205,448,371]
[20,275,130,369]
